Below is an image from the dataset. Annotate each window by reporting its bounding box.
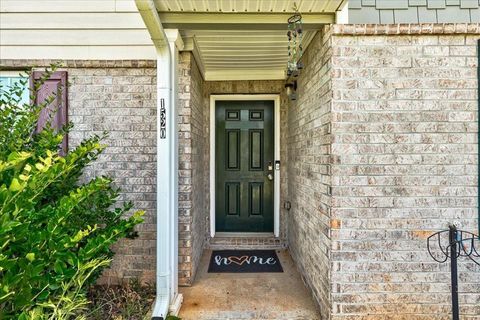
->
[0,70,69,154]
[0,72,30,106]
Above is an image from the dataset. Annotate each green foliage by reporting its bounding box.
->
[0,65,144,319]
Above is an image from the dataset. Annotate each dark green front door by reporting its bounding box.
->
[215,100,274,233]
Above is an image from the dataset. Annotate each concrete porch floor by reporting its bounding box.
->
[178,250,320,320]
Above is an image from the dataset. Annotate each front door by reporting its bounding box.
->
[215,100,274,233]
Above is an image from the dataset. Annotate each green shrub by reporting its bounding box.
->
[0,65,144,319]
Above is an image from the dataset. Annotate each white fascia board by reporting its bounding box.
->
[136,0,169,50]
[204,69,286,81]
[158,12,335,30]
[336,0,349,24]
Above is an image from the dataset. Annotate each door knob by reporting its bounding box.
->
[267,161,274,181]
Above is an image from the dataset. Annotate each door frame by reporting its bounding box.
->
[210,94,281,238]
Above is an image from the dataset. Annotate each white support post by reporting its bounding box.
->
[153,47,172,318]
[135,1,183,319]
[152,28,183,320]
[166,29,183,316]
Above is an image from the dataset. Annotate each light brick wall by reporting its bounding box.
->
[330,27,480,319]
[178,52,208,286]
[286,29,334,320]
[289,25,480,319]
[66,63,158,284]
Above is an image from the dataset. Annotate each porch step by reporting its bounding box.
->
[207,235,287,250]
[180,310,320,320]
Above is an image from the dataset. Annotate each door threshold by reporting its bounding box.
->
[214,232,274,238]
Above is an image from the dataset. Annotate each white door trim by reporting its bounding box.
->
[209,94,281,238]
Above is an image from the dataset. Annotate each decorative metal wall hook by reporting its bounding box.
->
[427,226,479,265]
[427,225,479,320]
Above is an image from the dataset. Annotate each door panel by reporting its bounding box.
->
[216,100,274,233]
[249,182,263,216]
[226,182,240,215]
[226,129,240,170]
[249,129,263,170]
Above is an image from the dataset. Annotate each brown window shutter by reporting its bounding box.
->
[33,71,68,155]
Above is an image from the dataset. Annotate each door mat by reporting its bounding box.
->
[208,250,283,273]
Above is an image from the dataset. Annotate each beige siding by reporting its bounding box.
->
[0,0,156,60]
[349,0,480,23]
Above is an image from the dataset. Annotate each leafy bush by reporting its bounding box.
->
[0,65,144,319]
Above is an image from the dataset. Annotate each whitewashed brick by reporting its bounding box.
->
[290,27,480,320]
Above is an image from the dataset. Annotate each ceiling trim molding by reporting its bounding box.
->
[182,37,194,51]
[204,69,285,81]
[158,12,335,30]
[183,36,207,81]
[299,30,317,61]
[191,36,206,81]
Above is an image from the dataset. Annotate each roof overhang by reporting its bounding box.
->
[152,0,347,81]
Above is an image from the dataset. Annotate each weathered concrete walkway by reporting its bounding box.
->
[178,250,320,320]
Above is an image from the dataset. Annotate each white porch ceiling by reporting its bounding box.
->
[156,0,345,13]
[180,29,317,81]
[155,0,346,81]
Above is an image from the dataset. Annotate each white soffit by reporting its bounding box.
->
[156,0,346,81]
[156,0,345,13]
[180,29,317,81]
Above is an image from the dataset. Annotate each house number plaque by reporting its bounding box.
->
[160,98,166,139]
